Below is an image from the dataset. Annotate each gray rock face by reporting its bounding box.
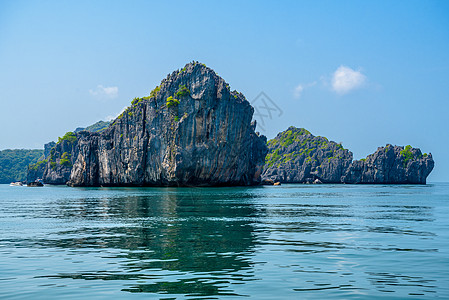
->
[262,127,353,183]
[27,121,112,184]
[43,136,79,184]
[65,62,266,186]
[262,127,434,184]
[26,165,43,183]
[342,144,434,184]
[44,142,56,158]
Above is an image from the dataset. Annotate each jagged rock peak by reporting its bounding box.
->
[63,62,267,186]
[115,61,243,124]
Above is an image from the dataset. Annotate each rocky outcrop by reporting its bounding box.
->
[44,142,56,158]
[52,62,267,186]
[27,121,110,184]
[262,127,434,184]
[27,161,45,183]
[342,145,434,184]
[262,127,353,183]
[42,133,79,184]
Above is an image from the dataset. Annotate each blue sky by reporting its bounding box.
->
[0,0,448,181]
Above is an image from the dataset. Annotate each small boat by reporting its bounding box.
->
[27,181,44,187]
[10,182,23,186]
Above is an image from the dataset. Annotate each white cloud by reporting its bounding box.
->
[89,85,118,99]
[294,84,304,98]
[331,66,366,94]
[105,106,127,121]
[293,81,316,99]
[105,115,115,121]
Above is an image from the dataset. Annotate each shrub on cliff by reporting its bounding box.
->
[176,84,190,97]
[58,132,77,144]
[166,96,180,108]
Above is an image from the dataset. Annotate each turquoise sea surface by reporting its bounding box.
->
[0,183,448,299]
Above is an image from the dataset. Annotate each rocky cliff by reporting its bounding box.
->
[42,132,79,184]
[28,135,79,184]
[39,62,266,186]
[262,127,353,183]
[27,158,46,183]
[27,121,110,183]
[262,127,434,184]
[342,145,434,184]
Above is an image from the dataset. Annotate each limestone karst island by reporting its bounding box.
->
[25,62,434,186]
[3,2,449,298]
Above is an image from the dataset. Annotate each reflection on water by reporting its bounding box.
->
[0,184,448,298]
[366,271,437,295]
[5,188,261,297]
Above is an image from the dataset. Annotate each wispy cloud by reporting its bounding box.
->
[293,82,316,99]
[105,106,127,121]
[105,115,116,122]
[294,84,304,98]
[89,85,118,99]
[331,66,366,94]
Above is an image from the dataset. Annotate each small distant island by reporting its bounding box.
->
[73,120,111,133]
[23,62,434,186]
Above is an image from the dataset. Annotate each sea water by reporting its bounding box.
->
[0,183,448,299]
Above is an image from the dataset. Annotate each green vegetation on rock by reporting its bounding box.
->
[264,126,351,172]
[166,96,180,108]
[30,159,47,171]
[58,132,77,144]
[131,96,151,106]
[274,127,312,148]
[131,97,140,105]
[265,149,281,168]
[59,152,71,167]
[75,120,111,133]
[400,145,414,167]
[150,86,160,98]
[176,84,190,97]
[84,121,110,132]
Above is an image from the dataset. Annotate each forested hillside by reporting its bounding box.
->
[0,149,43,183]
